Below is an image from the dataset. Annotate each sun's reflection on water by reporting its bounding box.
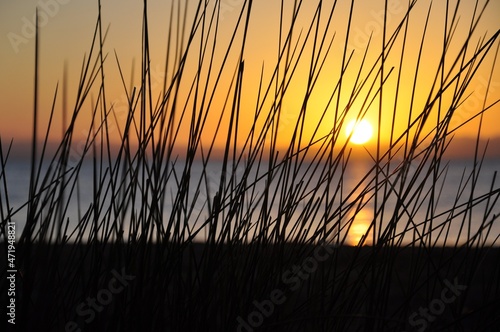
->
[346,208,373,246]
[342,161,375,246]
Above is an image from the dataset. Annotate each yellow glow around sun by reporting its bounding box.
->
[345,119,374,144]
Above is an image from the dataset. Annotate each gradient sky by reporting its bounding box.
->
[1,0,499,157]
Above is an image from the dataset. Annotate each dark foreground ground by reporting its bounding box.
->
[2,242,500,331]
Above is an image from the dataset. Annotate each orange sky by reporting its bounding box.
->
[0,0,499,159]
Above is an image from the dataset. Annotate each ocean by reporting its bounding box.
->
[3,157,499,246]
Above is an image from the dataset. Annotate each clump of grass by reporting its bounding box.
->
[1,0,499,331]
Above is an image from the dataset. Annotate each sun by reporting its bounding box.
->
[345,119,374,144]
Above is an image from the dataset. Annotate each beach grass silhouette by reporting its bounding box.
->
[1,0,499,331]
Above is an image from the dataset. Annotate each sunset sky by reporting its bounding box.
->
[1,0,499,158]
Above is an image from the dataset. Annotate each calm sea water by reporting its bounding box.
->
[3,158,499,245]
